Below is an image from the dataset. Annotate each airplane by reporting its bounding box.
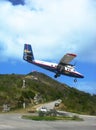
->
[23,44,84,82]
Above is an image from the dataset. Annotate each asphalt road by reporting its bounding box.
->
[0,113,96,130]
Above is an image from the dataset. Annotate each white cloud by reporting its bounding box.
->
[0,0,96,62]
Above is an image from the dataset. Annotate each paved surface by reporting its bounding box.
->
[37,100,58,110]
[0,113,96,130]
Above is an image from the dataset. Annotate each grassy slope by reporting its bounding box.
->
[0,72,96,115]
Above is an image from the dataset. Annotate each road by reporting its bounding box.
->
[0,113,96,130]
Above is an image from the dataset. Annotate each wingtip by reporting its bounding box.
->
[67,53,77,57]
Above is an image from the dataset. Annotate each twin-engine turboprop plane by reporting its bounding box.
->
[23,44,84,82]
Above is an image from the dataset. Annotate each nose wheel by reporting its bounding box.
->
[74,78,77,82]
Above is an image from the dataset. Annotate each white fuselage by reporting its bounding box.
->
[31,60,84,78]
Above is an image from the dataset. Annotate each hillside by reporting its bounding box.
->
[0,71,96,115]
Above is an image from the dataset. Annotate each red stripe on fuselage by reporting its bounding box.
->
[32,60,57,72]
[64,70,84,78]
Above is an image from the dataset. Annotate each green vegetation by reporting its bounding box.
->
[0,71,96,115]
[22,115,83,121]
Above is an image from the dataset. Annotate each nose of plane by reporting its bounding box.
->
[80,74,84,78]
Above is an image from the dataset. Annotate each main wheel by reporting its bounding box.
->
[54,75,57,78]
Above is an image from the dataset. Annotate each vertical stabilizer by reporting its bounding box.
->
[23,44,34,62]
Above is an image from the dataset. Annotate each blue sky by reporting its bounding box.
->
[0,0,96,94]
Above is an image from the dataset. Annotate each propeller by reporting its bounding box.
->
[73,60,77,67]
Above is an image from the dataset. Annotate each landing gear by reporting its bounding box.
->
[74,78,77,82]
[54,73,60,78]
[54,75,58,78]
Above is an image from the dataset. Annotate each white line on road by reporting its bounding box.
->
[0,124,15,129]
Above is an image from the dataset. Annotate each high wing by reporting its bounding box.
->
[59,53,77,65]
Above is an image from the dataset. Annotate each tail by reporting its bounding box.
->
[23,44,34,62]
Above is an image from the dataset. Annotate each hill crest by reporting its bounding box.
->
[0,71,96,115]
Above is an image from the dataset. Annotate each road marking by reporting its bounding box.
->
[0,124,14,129]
